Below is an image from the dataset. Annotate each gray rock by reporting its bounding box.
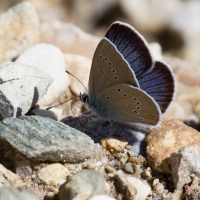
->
[61,112,148,156]
[0,186,39,200]
[0,115,94,162]
[124,163,134,174]
[169,146,200,189]
[0,62,53,118]
[58,169,107,200]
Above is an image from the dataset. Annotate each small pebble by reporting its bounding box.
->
[152,179,164,195]
[101,136,128,152]
[58,169,107,200]
[124,163,134,174]
[38,163,69,185]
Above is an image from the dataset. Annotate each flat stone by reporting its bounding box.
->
[0,115,94,162]
[0,62,53,118]
[58,169,107,200]
[146,119,200,173]
[0,2,39,63]
[16,43,69,107]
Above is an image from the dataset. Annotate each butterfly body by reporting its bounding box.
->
[80,21,176,128]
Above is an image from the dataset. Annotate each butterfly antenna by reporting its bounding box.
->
[46,96,79,111]
[66,70,88,93]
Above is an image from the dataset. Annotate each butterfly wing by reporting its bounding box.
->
[105,21,176,114]
[88,38,139,97]
[105,21,153,78]
[138,61,176,113]
[97,84,161,125]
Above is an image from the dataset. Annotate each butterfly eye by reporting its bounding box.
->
[133,97,138,101]
[109,62,112,66]
[99,55,103,59]
[136,102,141,105]
[136,106,141,110]
[133,110,138,114]
[117,88,121,92]
[105,57,108,61]
[106,96,110,100]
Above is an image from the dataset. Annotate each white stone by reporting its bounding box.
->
[127,177,151,200]
[16,43,69,107]
[0,62,53,118]
[89,195,116,200]
[0,164,23,187]
[0,2,39,63]
[38,163,69,185]
[0,186,39,200]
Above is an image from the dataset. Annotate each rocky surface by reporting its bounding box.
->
[0,2,200,200]
[0,115,94,162]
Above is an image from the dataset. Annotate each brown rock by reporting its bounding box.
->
[40,20,100,59]
[65,54,91,95]
[146,119,200,173]
[0,2,39,63]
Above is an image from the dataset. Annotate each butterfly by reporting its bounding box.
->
[80,21,176,127]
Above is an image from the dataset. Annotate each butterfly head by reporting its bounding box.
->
[80,92,89,104]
